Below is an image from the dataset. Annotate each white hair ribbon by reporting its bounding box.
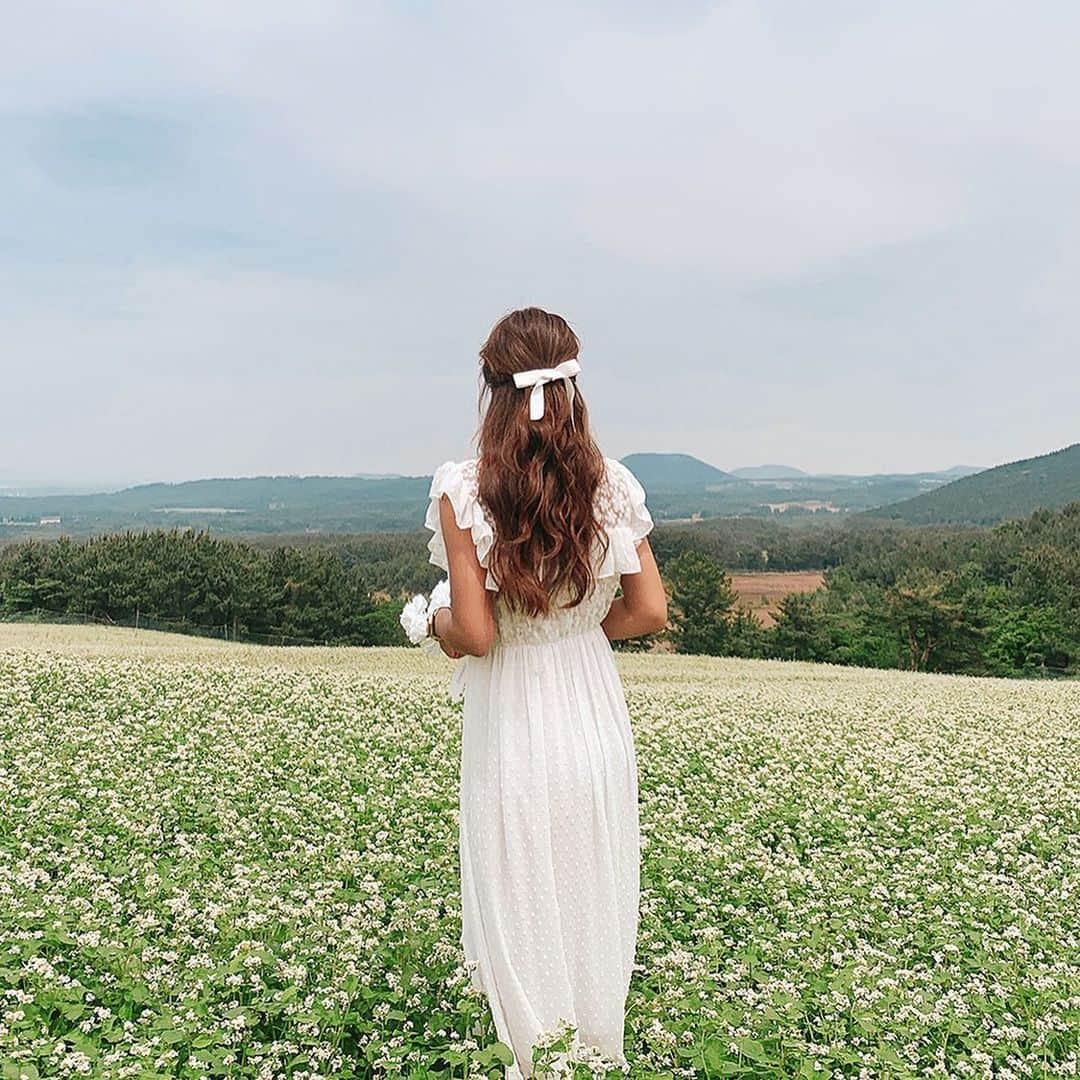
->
[512,358,581,423]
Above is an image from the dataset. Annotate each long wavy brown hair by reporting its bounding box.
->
[477,307,609,616]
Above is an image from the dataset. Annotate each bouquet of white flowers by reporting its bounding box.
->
[399,578,451,656]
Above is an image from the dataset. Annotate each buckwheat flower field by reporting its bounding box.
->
[1,625,1077,1079]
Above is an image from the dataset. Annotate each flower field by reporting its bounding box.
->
[1,624,1078,1079]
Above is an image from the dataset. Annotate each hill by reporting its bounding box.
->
[3,449,1054,539]
[0,474,433,536]
[869,442,1080,524]
[619,453,730,488]
[730,464,808,480]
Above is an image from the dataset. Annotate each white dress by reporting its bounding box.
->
[424,456,654,1077]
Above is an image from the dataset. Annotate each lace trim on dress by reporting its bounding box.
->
[596,457,654,578]
[425,456,654,588]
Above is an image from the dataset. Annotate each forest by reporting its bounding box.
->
[1,501,1077,677]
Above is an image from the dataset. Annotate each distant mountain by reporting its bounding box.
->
[620,453,731,488]
[869,443,1080,524]
[4,447,1069,539]
[731,464,808,480]
[0,474,433,536]
[0,481,137,497]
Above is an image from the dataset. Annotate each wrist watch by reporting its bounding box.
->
[428,605,448,641]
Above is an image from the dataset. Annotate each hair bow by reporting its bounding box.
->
[512,358,581,424]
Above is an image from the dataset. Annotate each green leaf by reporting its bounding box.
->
[703,1039,729,1073]
[878,1042,903,1066]
[735,1037,767,1062]
[491,1042,514,1066]
[4,1066,39,1080]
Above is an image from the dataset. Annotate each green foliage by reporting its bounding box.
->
[726,607,769,658]
[885,568,971,672]
[2,500,1078,674]
[663,503,1079,675]
[665,551,737,655]
[772,592,830,662]
[0,530,402,647]
[3,641,1077,1076]
[873,441,1080,524]
[983,600,1071,676]
[357,599,413,647]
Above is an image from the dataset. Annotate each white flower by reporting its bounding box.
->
[399,580,452,655]
[399,593,429,645]
[429,578,451,613]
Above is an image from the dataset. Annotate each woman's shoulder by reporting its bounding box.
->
[601,456,648,502]
[429,458,479,495]
[431,456,479,477]
[424,458,496,587]
[597,455,653,539]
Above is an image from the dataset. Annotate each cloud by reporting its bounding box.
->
[1,1,1078,480]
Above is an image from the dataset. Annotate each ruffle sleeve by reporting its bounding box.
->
[424,459,499,591]
[596,458,655,578]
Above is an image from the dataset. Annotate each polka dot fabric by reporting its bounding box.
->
[425,457,653,1076]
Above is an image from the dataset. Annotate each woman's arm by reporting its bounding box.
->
[601,537,668,641]
[430,493,497,657]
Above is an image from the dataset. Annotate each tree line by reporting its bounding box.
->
[664,502,1079,676]
[0,532,402,646]
[1,501,1076,676]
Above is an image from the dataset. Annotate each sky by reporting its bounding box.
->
[2,1,1079,488]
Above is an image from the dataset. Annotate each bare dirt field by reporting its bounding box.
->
[729,570,825,627]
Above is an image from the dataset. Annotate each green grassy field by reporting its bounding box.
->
[1,625,1077,1078]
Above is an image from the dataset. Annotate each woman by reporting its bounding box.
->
[424,307,667,1076]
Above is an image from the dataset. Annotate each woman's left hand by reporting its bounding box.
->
[439,640,465,659]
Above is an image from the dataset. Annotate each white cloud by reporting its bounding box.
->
[1,0,1078,479]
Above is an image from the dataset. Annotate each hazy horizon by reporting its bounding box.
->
[0,450,1003,496]
[3,2,1078,484]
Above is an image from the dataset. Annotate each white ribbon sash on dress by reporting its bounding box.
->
[448,656,469,701]
[512,358,581,423]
